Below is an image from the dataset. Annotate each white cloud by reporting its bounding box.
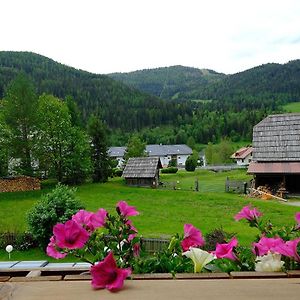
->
[1,0,300,74]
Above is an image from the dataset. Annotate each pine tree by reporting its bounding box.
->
[3,74,38,176]
[88,115,111,183]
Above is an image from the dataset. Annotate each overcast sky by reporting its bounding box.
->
[1,0,300,75]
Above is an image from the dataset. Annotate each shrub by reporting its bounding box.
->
[27,183,84,249]
[185,155,197,172]
[161,167,178,174]
[40,178,58,189]
[113,168,123,177]
[168,158,177,167]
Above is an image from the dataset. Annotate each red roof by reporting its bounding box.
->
[231,147,252,159]
[248,162,300,174]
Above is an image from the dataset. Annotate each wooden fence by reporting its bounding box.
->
[141,238,169,253]
[225,177,251,194]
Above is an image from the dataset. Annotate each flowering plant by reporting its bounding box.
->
[47,201,140,291]
[47,201,300,292]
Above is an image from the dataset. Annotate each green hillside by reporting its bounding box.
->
[109,65,225,101]
[192,60,300,104]
[109,61,300,107]
[0,52,191,131]
[283,101,300,112]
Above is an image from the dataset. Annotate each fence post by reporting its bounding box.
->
[195,178,199,192]
[225,177,229,192]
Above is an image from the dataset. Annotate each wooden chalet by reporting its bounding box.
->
[248,113,300,193]
[122,157,162,188]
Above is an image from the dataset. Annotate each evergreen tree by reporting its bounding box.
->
[87,115,111,183]
[0,112,11,176]
[3,74,38,176]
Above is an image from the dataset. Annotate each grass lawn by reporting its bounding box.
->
[0,169,299,261]
[283,101,300,113]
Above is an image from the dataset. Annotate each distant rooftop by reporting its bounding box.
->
[146,144,192,156]
[108,147,127,157]
[231,147,252,159]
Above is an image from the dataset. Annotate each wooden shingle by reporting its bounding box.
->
[252,113,300,162]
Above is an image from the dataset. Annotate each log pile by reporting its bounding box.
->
[0,176,40,193]
[248,185,288,202]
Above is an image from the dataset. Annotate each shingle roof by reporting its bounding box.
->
[108,147,127,157]
[146,144,192,156]
[122,157,162,178]
[252,113,300,162]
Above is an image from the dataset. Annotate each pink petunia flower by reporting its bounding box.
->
[72,210,93,227]
[279,238,300,262]
[117,201,139,218]
[72,208,107,232]
[133,243,141,257]
[89,208,107,230]
[214,237,238,261]
[234,205,263,221]
[91,252,131,292]
[252,236,285,256]
[53,219,89,250]
[46,236,67,259]
[181,223,205,251]
[295,212,300,225]
[125,220,138,241]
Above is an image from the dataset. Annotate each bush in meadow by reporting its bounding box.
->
[27,184,84,249]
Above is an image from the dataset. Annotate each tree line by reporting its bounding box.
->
[0,74,111,184]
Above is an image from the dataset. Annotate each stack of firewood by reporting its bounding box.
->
[0,176,40,193]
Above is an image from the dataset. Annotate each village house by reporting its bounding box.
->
[146,144,193,167]
[248,113,300,194]
[107,146,127,168]
[108,144,193,168]
[231,147,253,166]
[122,157,162,188]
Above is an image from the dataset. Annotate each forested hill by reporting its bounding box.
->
[109,66,225,100]
[109,61,300,104]
[195,60,300,102]
[0,51,192,130]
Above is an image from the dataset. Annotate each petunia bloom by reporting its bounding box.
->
[234,205,263,221]
[181,224,205,251]
[116,201,139,218]
[53,219,89,249]
[89,208,107,230]
[72,209,107,232]
[295,212,300,227]
[126,220,138,241]
[91,252,131,292]
[279,238,300,262]
[252,236,285,256]
[72,209,93,227]
[214,237,238,261]
[46,236,67,259]
[255,252,284,272]
[183,247,215,273]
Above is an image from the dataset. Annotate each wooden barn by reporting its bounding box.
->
[122,157,162,188]
[248,113,300,194]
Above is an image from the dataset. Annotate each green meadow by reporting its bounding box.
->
[0,169,299,260]
[283,101,300,113]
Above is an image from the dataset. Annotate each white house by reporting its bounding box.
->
[231,147,252,166]
[107,147,127,168]
[146,144,193,168]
